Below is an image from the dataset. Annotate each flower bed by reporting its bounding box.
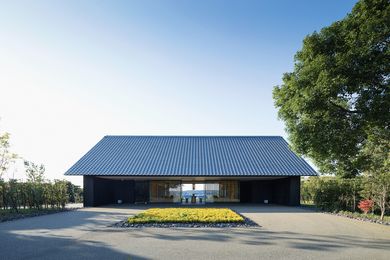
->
[115,208,258,228]
[128,208,243,223]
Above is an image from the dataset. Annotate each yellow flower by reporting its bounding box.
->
[128,208,244,223]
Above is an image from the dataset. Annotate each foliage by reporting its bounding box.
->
[301,177,362,212]
[360,127,390,174]
[0,128,17,178]
[273,0,390,177]
[358,199,374,214]
[302,176,389,220]
[7,179,20,212]
[0,120,82,215]
[53,180,68,209]
[66,182,83,203]
[0,159,82,211]
[24,160,46,210]
[360,128,390,220]
[0,179,73,211]
[361,173,390,220]
[127,208,244,224]
[24,160,45,183]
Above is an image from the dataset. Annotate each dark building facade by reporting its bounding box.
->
[65,136,316,207]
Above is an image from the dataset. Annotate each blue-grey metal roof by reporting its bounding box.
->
[65,136,317,176]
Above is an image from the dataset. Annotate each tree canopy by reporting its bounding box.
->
[273,0,390,177]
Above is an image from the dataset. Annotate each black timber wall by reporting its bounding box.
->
[239,176,300,206]
[83,176,135,207]
[288,176,301,206]
[84,176,301,207]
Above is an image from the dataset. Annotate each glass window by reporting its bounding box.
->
[205,181,239,203]
[181,183,205,204]
[150,181,181,203]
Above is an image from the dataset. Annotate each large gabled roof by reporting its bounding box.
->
[65,136,317,177]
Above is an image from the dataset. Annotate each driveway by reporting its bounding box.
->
[0,205,389,260]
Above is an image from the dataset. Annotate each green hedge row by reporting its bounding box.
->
[301,177,363,212]
[0,179,82,212]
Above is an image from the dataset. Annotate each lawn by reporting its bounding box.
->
[127,208,244,224]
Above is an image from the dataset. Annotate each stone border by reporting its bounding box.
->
[113,211,260,228]
[300,205,390,226]
[329,211,390,226]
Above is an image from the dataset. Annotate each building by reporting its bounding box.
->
[65,136,317,206]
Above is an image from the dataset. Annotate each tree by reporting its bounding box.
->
[24,160,46,209]
[66,181,76,203]
[73,184,83,203]
[53,180,68,209]
[24,161,45,183]
[362,173,390,220]
[273,0,390,177]
[360,128,390,220]
[302,176,370,212]
[0,126,17,179]
[7,179,20,212]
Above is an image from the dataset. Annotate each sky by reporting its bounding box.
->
[0,0,358,186]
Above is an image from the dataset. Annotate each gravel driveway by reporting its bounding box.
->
[0,205,389,260]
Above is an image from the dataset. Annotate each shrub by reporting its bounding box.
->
[301,176,363,212]
[0,179,81,211]
[358,199,374,214]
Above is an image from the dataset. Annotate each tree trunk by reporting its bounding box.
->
[380,195,385,221]
[380,187,387,221]
[380,208,385,221]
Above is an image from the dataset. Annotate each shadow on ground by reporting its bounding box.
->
[0,209,130,231]
[0,231,148,260]
[1,205,389,259]
[0,209,150,259]
[113,227,390,252]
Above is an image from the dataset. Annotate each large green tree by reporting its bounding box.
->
[273,0,390,177]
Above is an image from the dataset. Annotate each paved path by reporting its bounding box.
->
[0,205,389,260]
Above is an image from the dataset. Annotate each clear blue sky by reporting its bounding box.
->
[0,0,357,184]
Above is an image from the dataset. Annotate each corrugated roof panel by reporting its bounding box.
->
[65,136,317,176]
